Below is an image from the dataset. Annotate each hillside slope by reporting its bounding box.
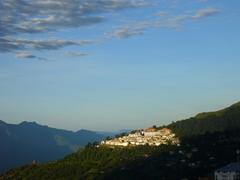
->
[1,129,240,179]
[1,102,240,179]
[168,102,240,137]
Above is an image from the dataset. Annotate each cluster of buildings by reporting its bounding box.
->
[101,127,180,147]
[100,126,240,179]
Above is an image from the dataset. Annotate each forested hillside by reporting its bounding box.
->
[168,102,240,137]
[1,102,240,179]
[1,129,240,179]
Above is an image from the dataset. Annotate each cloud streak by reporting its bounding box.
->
[15,51,48,61]
[0,0,147,54]
[66,52,89,57]
[0,0,147,36]
[193,7,221,19]
[16,52,37,59]
[0,1,221,57]
[111,7,221,39]
[0,37,93,52]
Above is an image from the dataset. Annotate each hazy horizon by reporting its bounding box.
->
[1,0,240,131]
[1,100,239,132]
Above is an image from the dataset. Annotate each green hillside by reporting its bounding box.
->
[168,102,240,137]
[1,102,240,179]
[2,129,240,180]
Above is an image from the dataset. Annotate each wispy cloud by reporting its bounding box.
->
[66,51,89,57]
[111,7,221,39]
[0,0,147,36]
[0,37,93,52]
[16,52,37,59]
[15,51,47,60]
[112,21,150,39]
[0,0,222,57]
[193,7,221,19]
[0,0,147,54]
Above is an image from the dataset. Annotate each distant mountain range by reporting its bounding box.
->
[0,120,125,173]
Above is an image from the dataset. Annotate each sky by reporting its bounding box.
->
[0,0,240,131]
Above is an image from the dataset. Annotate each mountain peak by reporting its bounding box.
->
[19,121,40,126]
[0,120,6,125]
[76,129,97,134]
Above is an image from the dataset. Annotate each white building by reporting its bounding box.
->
[215,163,240,180]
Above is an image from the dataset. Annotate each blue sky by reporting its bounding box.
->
[0,0,240,131]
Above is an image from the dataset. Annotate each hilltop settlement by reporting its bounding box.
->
[101,127,180,147]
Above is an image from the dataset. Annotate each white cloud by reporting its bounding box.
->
[0,0,222,56]
[0,37,93,52]
[111,7,221,39]
[15,51,47,60]
[0,0,147,36]
[0,0,147,53]
[193,7,221,19]
[66,52,89,57]
[16,52,37,59]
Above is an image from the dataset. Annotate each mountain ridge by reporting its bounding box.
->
[0,120,113,173]
[1,101,240,178]
[167,101,240,137]
[195,101,240,119]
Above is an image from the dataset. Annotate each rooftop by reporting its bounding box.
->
[145,127,158,132]
[216,163,240,173]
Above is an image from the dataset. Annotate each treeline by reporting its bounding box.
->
[0,145,173,179]
[168,102,240,137]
